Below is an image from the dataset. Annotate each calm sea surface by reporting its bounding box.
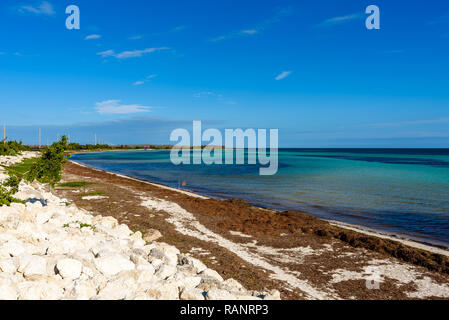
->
[70,149,449,247]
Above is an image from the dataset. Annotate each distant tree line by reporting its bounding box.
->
[0,139,32,156]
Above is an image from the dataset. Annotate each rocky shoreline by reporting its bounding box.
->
[0,153,279,300]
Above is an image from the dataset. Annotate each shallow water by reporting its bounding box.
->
[71,149,449,247]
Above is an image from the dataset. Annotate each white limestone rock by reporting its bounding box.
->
[143,229,162,243]
[56,259,83,279]
[199,268,224,282]
[19,255,48,278]
[205,288,238,300]
[0,258,18,273]
[3,240,26,257]
[94,254,135,276]
[18,281,64,300]
[180,288,205,300]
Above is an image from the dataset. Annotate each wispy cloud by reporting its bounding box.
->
[19,1,55,15]
[211,7,292,42]
[85,34,101,40]
[128,35,143,40]
[132,74,157,86]
[128,26,186,41]
[173,25,186,32]
[194,91,221,98]
[95,100,152,114]
[275,71,292,81]
[97,47,170,59]
[241,29,258,35]
[317,13,364,28]
[363,118,449,128]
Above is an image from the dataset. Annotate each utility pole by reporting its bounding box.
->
[39,128,41,149]
[3,123,5,143]
[95,133,97,145]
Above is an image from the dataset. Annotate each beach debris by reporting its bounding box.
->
[0,154,278,300]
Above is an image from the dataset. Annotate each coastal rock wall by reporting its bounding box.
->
[0,155,280,300]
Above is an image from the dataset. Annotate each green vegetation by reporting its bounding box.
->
[4,158,38,179]
[58,181,94,188]
[0,175,24,206]
[66,143,172,151]
[25,136,69,187]
[66,143,113,151]
[82,191,105,197]
[0,139,31,156]
[63,221,95,231]
[0,136,69,206]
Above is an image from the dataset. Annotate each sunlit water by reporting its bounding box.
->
[71,149,449,248]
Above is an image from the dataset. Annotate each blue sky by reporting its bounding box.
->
[1,0,449,147]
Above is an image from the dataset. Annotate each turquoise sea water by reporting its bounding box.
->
[70,149,449,248]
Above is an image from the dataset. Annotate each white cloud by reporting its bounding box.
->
[85,34,101,40]
[194,91,216,98]
[96,47,170,59]
[95,100,152,114]
[173,25,186,32]
[317,13,363,27]
[241,29,258,35]
[97,50,115,58]
[19,1,55,15]
[275,71,292,81]
[128,35,143,40]
[132,75,158,86]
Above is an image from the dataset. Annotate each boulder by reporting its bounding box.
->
[144,280,180,300]
[94,254,135,276]
[205,288,237,300]
[0,258,18,274]
[180,288,205,300]
[19,255,48,278]
[143,229,162,243]
[56,259,83,279]
[3,240,25,257]
[0,278,18,300]
[199,269,224,282]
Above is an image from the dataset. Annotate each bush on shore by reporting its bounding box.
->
[26,136,69,187]
[1,136,69,205]
[0,139,30,156]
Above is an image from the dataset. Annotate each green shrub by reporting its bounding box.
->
[26,136,69,187]
[0,139,30,156]
[58,181,94,188]
[1,136,69,206]
[0,174,22,206]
